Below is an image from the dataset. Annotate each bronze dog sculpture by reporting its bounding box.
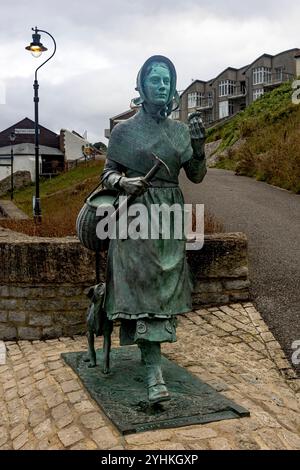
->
[84,283,113,374]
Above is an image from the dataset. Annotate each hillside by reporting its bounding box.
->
[0,158,224,236]
[0,159,105,237]
[206,81,300,193]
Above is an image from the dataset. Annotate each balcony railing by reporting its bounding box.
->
[263,72,293,88]
[228,87,247,99]
[195,97,214,111]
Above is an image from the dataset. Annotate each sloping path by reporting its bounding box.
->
[0,200,29,220]
[180,168,300,372]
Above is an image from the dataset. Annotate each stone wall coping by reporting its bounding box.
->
[0,228,247,244]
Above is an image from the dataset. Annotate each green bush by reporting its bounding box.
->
[208,81,300,193]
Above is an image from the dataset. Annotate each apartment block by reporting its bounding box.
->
[176,48,299,127]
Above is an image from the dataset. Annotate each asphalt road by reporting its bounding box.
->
[180,168,300,373]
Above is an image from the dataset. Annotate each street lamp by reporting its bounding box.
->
[25,27,56,221]
[9,132,16,201]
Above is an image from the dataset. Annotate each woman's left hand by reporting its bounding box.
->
[188,112,206,140]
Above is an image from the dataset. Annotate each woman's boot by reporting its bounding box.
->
[139,341,170,403]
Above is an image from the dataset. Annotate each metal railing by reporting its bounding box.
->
[196,97,214,110]
[228,87,247,99]
[64,153,96,171]
[263,72,294,88]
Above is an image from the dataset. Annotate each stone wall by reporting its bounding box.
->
[0,171,31,197]
[0,231,249,340]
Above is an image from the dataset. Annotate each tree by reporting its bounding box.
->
[93,141,107,152]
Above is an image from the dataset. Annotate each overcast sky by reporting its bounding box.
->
[0,0,299,143]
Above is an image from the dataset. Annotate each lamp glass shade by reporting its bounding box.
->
[30,47,43,58]
[25,36,48,58]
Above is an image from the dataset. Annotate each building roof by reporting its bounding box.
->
[179,80,208,97]
[110,109,138,121]
[209,66,249,85]
[0,117,60,149]
[295,51,300,58]
[0,143,64,157]
[0,117,58,137]
[242,48,299,74]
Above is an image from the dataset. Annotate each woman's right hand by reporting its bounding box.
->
[119,176,149,196]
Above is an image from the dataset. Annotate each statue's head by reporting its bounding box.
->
[144,62,171,106]
[134,55,179,119]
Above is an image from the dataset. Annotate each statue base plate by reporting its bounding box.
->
[61,347,249,435]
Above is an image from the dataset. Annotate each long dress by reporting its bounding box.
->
[102,108,206,344]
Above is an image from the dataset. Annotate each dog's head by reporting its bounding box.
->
[86,283,106,302]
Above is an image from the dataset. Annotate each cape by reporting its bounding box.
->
[107,109,193,184]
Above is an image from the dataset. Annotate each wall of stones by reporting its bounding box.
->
[0,171,31,197]
[0,232,249,340]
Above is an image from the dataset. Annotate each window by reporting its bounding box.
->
[188,92,204,109]
[219,80,236,97]
[264,68,271,84]
[219,101,229,119]
[253,88,264,101]
[207,91,213,107]
[275,67,283,81]
[171,109,180,120]
[206,110,213,124]
[253,67,271,85]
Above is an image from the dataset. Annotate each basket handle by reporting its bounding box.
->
[84,175,106,203]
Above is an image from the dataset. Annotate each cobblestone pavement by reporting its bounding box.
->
[0,303,300,450]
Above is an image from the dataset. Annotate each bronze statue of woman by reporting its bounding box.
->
[101,55,207,404]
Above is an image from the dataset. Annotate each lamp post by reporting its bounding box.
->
[9,132,16,200]
[25,27,56,221]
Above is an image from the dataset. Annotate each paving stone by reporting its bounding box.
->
[266,341,282,351]
[3,379,17,391]
[67,390,88,404]
[234,434,261,450]
[10,423,26,440]
[70,440,98,450]
[136,442,187,450]
[45,391,65,409]
[48,361,63,371]
[29,408,47,427]
[249,341,266,352]
[33,371,46,381]
[74,400,96,413]
[252,411,282,428]
[209,437,233,450]
[218,322,237,333]
[0,426,8,447]
[125,429,173,446]
[4,387,18,401]
[92,426,119,449]
[186,441,210,450]
[245,307,261,321]
[51,403,73,429]
[274,358,291,370]
[277,430,300,450]
[37,436,63,450]
[175,426,218,440]
[12,430,29,450]
[33,418,53,440]
[80,411,106,430]
[58,425,85,447]
[20,440,37,450]
[260,332,275,342]
[1,303,300,451]
[61,379,82,393]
